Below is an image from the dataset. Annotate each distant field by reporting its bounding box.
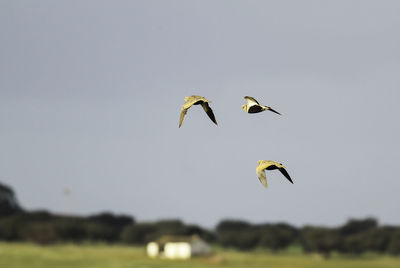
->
[1,242,400,268]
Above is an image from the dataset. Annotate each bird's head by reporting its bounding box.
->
[241,104,246,111]
[184,97,189,101]
[280,163,286,168]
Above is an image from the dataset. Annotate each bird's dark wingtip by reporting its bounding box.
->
[279,168,294,184]
[269,108,281,115]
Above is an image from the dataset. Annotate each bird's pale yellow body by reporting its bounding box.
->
[242,96,281,115]
[179,95,218,127]
[256,160,293,188]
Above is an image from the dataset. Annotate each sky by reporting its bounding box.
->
[1,0,399,228]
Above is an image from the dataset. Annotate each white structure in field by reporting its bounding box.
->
[146,235,211,259]
[147,242,159,258]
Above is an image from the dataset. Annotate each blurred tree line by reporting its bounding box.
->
[0,182,214,245]
[215,218,400,256]
[1,182,400,255]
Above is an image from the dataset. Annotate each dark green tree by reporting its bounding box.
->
[216,220,251,233]
[0,182,22,217]
[120,223,156,244]
[387,228,400,255]
[301,227,342,258]
[339,218,378,236]
[258,223,298,251]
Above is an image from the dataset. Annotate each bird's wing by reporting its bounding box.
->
[179,97,199,128]
[266,107,281,115]
[258,160,275,170]
[244,96,260,105]
[185,95,203,106]
[201,102,218,126]
[179,107,188,128]
[279,168,294,184]
[256,169,268,188]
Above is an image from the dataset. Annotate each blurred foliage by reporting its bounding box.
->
[216,220,298,251]
[120,223,157,244]
[339,218,378,236]
[0,182,22,218]
[119,220,215,245]
[257,223,299,251]
[300,227,342,258]
[387,229,400,255]
[217,220,251,233]
[0,209,134,244]
[1,182,400,255]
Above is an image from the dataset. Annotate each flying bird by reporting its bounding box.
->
[179,95,218,128]
[241,96,281,115]
[256,160,293,188]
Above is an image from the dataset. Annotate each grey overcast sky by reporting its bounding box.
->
[1,0,400,228]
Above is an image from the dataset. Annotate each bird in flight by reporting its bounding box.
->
[179,95,218,128]
[241,96,281,115]
[256,160,293,188]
